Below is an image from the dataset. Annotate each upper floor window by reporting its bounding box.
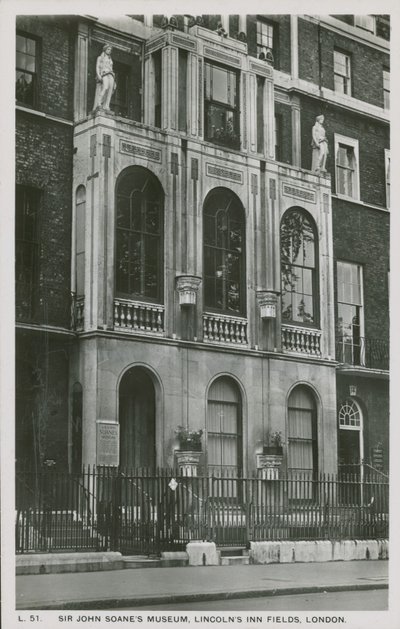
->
[281,209,318,326]
[334,50,351,95]
[204,62,239,150]
[116,167,164,302]
[334,135,360,200]
[256,19,278,66]
[16,185,41,319]
[383,69,390,109]
[385,149,390,208]
[336,261,364,365]
[16,33,38,107]
[204,189,245,315]
[354,15,375,33]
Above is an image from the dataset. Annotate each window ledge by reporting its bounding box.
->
[16,104,73,126]
[332,194,389,213]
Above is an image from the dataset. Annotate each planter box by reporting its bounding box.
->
[175,450,202,476]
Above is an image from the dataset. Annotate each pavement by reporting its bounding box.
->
[16,560,388,610]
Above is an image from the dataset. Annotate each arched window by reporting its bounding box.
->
[281,209,318,325]
[204,189,245,314]
[116,167,163,301]
[75,186,86,297]
[207,376,242,475]
[287,386,318,484]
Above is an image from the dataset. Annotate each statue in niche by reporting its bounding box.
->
[311,114,329,173]
[93,44,116,111]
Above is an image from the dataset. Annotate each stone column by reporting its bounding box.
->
[248,72,257,154]
[162,45,179,131]
[74,22,89,121]
[188,53,199,137]
[290,15,299,80]
[265,77,275,160]
[291,95,301,168]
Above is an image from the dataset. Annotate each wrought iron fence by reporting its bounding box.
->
[336,336,389,370]
[16,467,389,554]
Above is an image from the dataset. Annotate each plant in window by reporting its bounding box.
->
[175,425,203,451]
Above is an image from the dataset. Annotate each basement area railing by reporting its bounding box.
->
[16,467,388,555]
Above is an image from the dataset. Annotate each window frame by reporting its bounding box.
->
[256,18,278,67]
[336,260,365,366]
[333,49,352,96]
[204,60,240,150]
[354,15,376,34]
[115,168,164,304]
[16,31,40,109]
[383,68,390,110]
[384,148,390,208]
[15,184,41,319]
[203,189,246,317]
[280,209,319,328]
[334,134,360,201]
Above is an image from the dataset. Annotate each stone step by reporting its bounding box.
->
[220,555,250,566]
[122,555,162,569]
[218,546,248,557]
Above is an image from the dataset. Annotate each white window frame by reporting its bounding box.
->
[354,15,376,34]
[333,50,352,96]
[383,69,390,110]
[384,148,390,209]
[336,260,365,365]
[257,20,274,55]
[334,134,360,201]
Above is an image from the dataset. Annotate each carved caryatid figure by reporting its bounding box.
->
[93,44,116,111]
[311,114,329,173]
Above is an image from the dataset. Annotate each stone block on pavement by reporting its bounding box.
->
[186,541,219,566]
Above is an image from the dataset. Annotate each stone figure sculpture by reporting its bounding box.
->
[311,115,329,173]
[93,44,116,111]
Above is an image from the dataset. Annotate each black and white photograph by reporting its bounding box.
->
[1,2,399,628]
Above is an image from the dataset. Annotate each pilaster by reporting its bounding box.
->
[248,72,257,154]
[290,15,299,80]
[74,22,89,122]
[162,45,179,131]
[291,95,301,167]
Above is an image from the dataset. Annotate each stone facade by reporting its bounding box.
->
[15,14,389,477]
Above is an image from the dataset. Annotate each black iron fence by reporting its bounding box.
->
[16,467,389,555]
[336,336,389,370]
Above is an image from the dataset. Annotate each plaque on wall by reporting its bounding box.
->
[96,421,120,467]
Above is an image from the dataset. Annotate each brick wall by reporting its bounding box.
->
[333,199,389,343]
[300,96,389,207]
[16,16,75,120]
[16,333,70,469]
[298,18,390,108]
[16,113,73,328]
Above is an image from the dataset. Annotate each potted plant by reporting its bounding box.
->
[263,430,283,456]
[175,425,203,452]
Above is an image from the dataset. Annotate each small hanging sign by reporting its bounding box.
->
[168,478,178,492]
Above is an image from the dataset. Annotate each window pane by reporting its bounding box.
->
[116,196,130,228]
[212,66,229,105]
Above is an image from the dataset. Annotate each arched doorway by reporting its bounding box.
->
[207,376,242,475]
[119,367,156,469]
[338,399,363,474]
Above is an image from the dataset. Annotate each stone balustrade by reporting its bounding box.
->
[114,299,164,334]
[203,313,248,345]
[281,324,321,356]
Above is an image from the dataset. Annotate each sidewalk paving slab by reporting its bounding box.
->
[16,560,388,610]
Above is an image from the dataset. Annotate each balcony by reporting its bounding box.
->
[114,299,165,334]
[336,337,389,371]
[203,312,248,345]
[282,325,322,357]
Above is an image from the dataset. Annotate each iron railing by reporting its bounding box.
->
[16,467,389,555]
[336,336,389,370]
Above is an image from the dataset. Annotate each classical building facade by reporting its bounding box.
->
[16,14,389,477]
